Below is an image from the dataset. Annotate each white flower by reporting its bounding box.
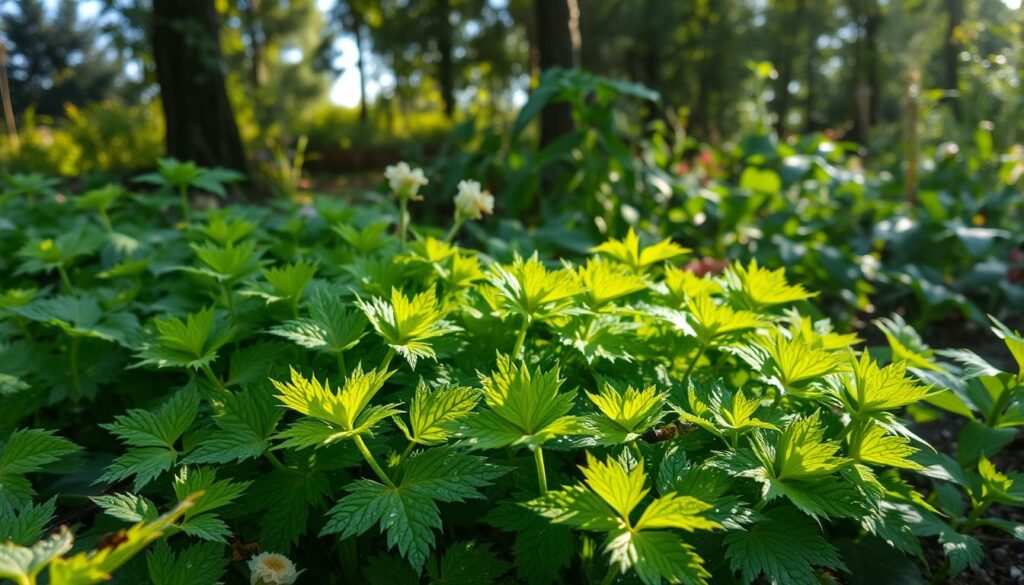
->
[248,552,303,585]
[384,162,428,199]
[453,180,494,220]
[936,141,959,161]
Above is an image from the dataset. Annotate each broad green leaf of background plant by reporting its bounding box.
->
[394,382,479,446]
[584,384,666,445]
[183,387,281,464]
[0,430,79,511]
[98,389,200,491]
[321,447,505,571]
[357,287,460,369]
[527,453,718,585]
[188,241,264,284]
[590,229,689,273]
[273,366,399,448]
[0,498,56,546]
[14,295,139,348]
[171,466,250,543]
[145,541,226,585]
[460,356,583,450]
[248,261,318,307]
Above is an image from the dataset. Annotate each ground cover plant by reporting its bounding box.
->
[0,162,1021,584]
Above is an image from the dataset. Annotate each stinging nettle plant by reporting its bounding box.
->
[0,161,1019,584]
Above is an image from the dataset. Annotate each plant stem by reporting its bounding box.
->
[264,450,289,472]
[512,315,531,360]
[69,336,81,402]
[397,441,416,469]
[681,344,706,382]
[57,264,74,293]
[201,364,229,394]
[443,217,465,243]
[179,185,191,220]
[98,209,113,232]
[336,351,348,379]
[534,447,548,494]
[381,347,395,370]
[354,435,396,488]
[398,197,409,245]
[599,565,618,585]
[221,283,236,323]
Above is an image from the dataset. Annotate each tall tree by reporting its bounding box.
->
[533,0,580,147]
[152,0,247,172]
[942,0,963,119]
[1,0,121,117]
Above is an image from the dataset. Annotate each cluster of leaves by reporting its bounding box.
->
[426,69,1024,333]
[0,164,1021,584]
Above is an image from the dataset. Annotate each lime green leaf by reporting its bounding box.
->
[460,356,583,450]
[605,528,709,585]
[726,259,816,309]
[488,253,584,321]
[575,258,647,309]
[273,366,399,447]
[135,307,233,371]
[585,384,666,445]
[850,422,922,470]
[357,287,460,369]
[0,525,74,583]
[394,382,479,446]
[844,352,933,415]
[590,228,689,273]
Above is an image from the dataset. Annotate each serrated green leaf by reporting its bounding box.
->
[724,506,845,585]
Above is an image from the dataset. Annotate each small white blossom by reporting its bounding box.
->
[936,141,959,161]
[384,162,428,199]
[248,552,303,585]
[453,180,494,220]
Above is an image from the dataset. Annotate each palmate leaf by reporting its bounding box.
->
[172,466,250,543]
[460,356,584,450]
[0,429,80,511]
[590,228,689,273]
[488,253,584,321]
[13,295,139,348]
[98,389,199,491]
[725,259,816,309]
[574,258,647,309]
[272,366,399,448]
[145,541,226,585]
[750,331,845,391]
[990,315,1024,376]
[843,351,934,415]
[771,412,849,481]
[484,501,575,585]
[246,261,318,305]
[527,453,718,585]
[393,382,479,446]
[584,384,667,445]
[187,241,265,283]
[322,447,505,571]
[675,380,777,440]
[663,267,723,306]
[0,498,56,546]
[356,286,460,369]
[724,506,845,585]
[135,307,233,371]
[558,315,642,365]
[682,294,766,346]
[430,541,511,585]
[184,387,281,464]
[849,421,922,470]
[270,287,367,354]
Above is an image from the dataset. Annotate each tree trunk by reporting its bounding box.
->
[152,0,248,173]
[242,0,265,88]
[943,0,962,119]
[534,0,580,147]
[436,0,456,118]
[352,12,368,124]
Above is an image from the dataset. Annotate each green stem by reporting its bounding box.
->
[221,283,236,323]
[381,348,396,371]
[264,450,289,472]
[201,364,229,394]
[599,565,618,585]
[444,217,465,243]
[681,344,706,382]
[512,315,531,360]
[69,336,81,402]
[398,197,409,245]
[354,435,396,488]
[397,441,416,469]
[179,185,191,220]
[534,447,549,494]
[98,208,113,232]
[57,264,74,293]
[336,351,348,379]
